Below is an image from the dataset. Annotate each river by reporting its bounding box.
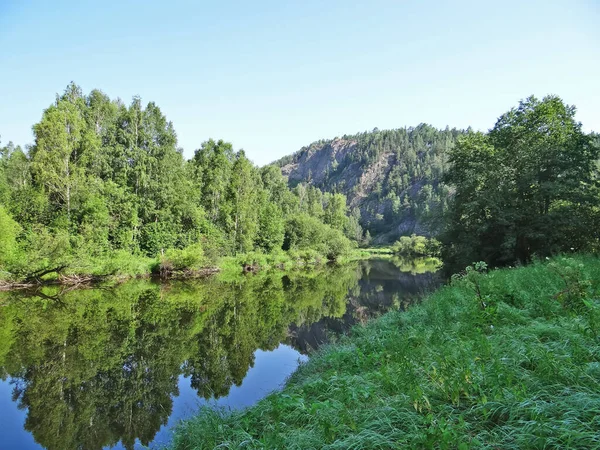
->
[0,258,440,450]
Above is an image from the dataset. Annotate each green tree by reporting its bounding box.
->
[31,83,86,223]
[283,213,352,260]
[323,192,348,231]
[193,139,234,224]
[260,165,298,215]
[345,207,364,242]
[306,185,324,218]
[226,151,261,253]
[256,201,285,252]
[444,95,599,267]
[0,141,30,205]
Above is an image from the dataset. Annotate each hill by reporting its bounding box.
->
[277,124,466,242]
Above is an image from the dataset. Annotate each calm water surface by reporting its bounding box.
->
[0,258,440,450]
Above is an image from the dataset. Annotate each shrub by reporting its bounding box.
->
[548,257,594,313]
[284,213,353,261]
[323,227,352,260]
[159,243,205,273]
[96,250,154,276]
[392,234,441,257]
[0,205,22,273]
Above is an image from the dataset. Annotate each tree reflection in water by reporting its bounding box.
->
[0,259,439,450]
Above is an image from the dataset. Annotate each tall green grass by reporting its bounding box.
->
[169,254,600,449]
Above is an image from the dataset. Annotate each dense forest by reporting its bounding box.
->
[0,83,360,283]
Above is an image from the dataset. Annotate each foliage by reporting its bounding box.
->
[0,205,22,274]
[255,202,285,253]
[0,84,361,283]
[548,257,594,313]
[169,255,600,449]
[283,213,353,261]
[443,95,600,269]
[90,250,155,277]
[392,234,441,257]
[277,124,465,240]
[159,243,205,272]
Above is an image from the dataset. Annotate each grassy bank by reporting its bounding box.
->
[169,255,600,449]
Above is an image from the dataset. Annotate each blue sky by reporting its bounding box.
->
[1,0,598,165]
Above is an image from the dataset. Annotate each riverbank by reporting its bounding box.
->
[0,247,390,291]
[169,254,600,449]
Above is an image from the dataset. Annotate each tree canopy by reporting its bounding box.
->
[443,95,599,268]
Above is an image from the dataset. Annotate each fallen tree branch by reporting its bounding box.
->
[24,265,68,283]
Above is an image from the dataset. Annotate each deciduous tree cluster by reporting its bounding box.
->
[443,95,599,268]
[0,83,358,279]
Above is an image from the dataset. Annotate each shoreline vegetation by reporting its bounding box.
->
[0,246,405,291]
[0,84,372,294]
[169,254,600,449]
[0,245,442,291]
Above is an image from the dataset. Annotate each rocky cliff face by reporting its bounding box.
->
[278,125,465,242]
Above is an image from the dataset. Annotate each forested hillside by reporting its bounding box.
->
[277,125,466,242]
[0,83,358,283]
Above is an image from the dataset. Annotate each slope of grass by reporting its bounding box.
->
[169,255,600,449]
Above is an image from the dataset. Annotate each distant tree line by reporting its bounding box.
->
[391,234,441,258]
